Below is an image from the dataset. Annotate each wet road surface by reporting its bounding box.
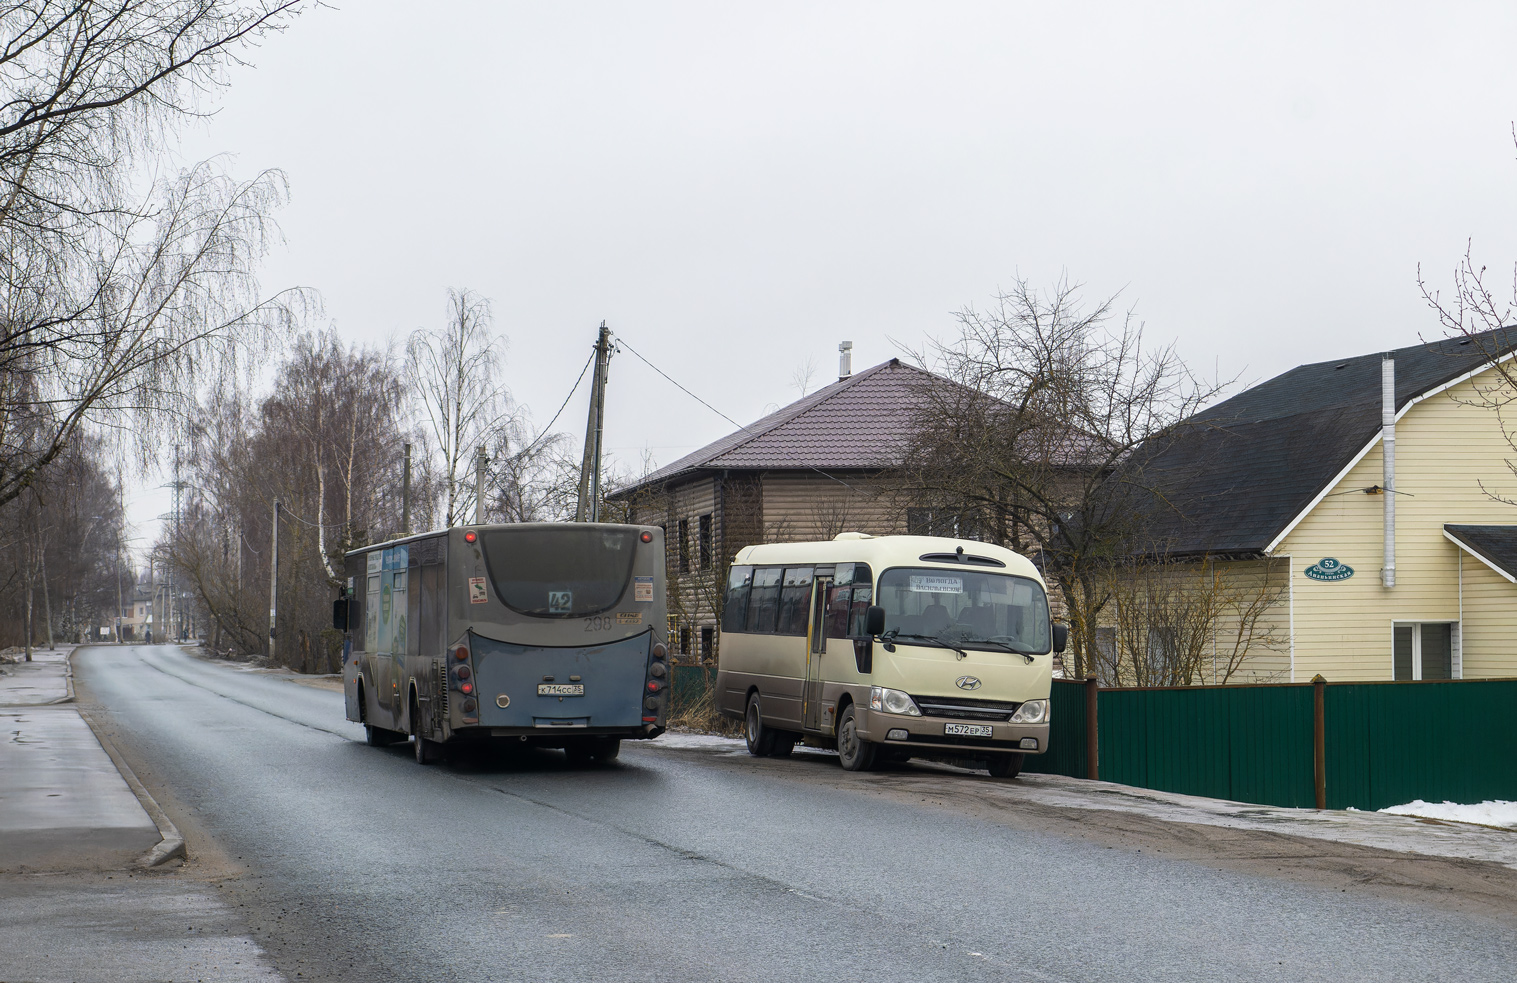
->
[64,645,1517,982]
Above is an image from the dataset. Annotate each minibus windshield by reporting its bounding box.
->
[876,567,1050,654]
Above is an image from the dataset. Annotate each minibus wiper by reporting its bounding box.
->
[972,638,1037,664]
[885,631,968,661]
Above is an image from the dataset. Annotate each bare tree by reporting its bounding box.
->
[790,357,818,397]
[0,2,311,508]
[1096,552,1287,687]
[406,288,515,526]
[174,333,425,666]
[1418,231,1517,507]
[900,274,1229,678]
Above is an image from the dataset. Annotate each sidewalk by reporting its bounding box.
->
[0,647,169,873]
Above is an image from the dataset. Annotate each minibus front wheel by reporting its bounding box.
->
[836,705,876,772]
[745,693,778,756]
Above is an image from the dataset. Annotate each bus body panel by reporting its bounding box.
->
[470,631,652,731]
[716,534,1054,760]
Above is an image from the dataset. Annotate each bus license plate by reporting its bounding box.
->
[945,722,992,738]
[538,684,585,697]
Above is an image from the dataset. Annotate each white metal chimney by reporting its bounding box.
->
[838,340,853,381]
[1381,354,1396,588]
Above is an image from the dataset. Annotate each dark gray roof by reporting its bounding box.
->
[1444,525,1517,580]
[612,359,947,495]
[1132,329,1517,555]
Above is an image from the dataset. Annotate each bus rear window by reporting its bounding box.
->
[481,527,640,617]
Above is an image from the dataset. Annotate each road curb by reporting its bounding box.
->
[46,646,78,704]
[74,702,187,868]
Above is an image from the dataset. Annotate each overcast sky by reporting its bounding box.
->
[129,0,1517,549]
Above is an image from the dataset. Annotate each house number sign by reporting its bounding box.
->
[1304,557,1354,582]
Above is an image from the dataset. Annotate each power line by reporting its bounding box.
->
[524,348,597,454]
[485,349,597,490]
[614,335,855,491]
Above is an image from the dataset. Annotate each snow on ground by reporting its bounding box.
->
[653,729,747,751]
[1379,800,1517,828]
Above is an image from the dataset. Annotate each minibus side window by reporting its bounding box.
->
[777,567,814,635]
[723,566,754,633]
[847,586,874,637]
[825,585,852,638]
[745,567,782,633]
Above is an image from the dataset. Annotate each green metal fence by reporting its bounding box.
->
[1094,683,1317,808]
[1021,678,1092,779]
[1028,676,1517,811]
[1323,679,1517,810]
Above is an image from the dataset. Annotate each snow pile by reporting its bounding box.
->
[654,730,746,751]
[1378,799,1517,828]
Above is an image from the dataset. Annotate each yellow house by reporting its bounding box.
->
[1140,329,1517,682]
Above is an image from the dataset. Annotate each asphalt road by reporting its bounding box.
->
[64,645,1517,982]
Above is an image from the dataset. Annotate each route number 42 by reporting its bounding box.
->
[548,591,573,613]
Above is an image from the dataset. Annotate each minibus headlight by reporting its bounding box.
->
[869,686,920,716]
[1010,699,1048,724]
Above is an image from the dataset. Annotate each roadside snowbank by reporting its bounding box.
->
[1379,799,1517,828]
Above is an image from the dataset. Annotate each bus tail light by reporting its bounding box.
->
[652,642,667,661]
[454,646,469,662]
[461,682,474,695]
[646,680,661,692]
[640,531,653,543]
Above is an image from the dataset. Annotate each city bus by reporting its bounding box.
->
[337,522,669,765]
[716,533,1066,778]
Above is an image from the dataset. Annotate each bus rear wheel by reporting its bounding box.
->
[745,694,777,757]
[837,705,876,772]
[987,752,1025,779]
[591,737,621,762]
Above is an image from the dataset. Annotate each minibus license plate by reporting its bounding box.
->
[944,722,992,738]
[538,683,585,697]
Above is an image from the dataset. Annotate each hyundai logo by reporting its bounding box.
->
[955,676,982,690]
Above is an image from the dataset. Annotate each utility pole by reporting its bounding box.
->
[575,322,614,522]
[474,446,487,525]
[269,499,279,664]
[117,483,125,644]
[402,442,412,536]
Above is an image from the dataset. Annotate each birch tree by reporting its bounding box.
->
[406,288,516,526]
[0,2,311,507]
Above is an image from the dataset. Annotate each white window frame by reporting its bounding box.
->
[1390,620,1461,680]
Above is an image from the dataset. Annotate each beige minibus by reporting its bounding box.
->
[716,533,1065,778]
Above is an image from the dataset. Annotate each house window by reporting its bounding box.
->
[678,518,691,573]
[1393,623,1456,680]
[679,626,692,657]
[698,513,713,569]
[700,626,714,663]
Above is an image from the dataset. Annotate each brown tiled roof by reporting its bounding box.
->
[612,359,944,494]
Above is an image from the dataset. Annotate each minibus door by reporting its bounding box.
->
[803,576,831,733]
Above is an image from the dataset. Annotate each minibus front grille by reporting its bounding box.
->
[911,696,1021,722]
